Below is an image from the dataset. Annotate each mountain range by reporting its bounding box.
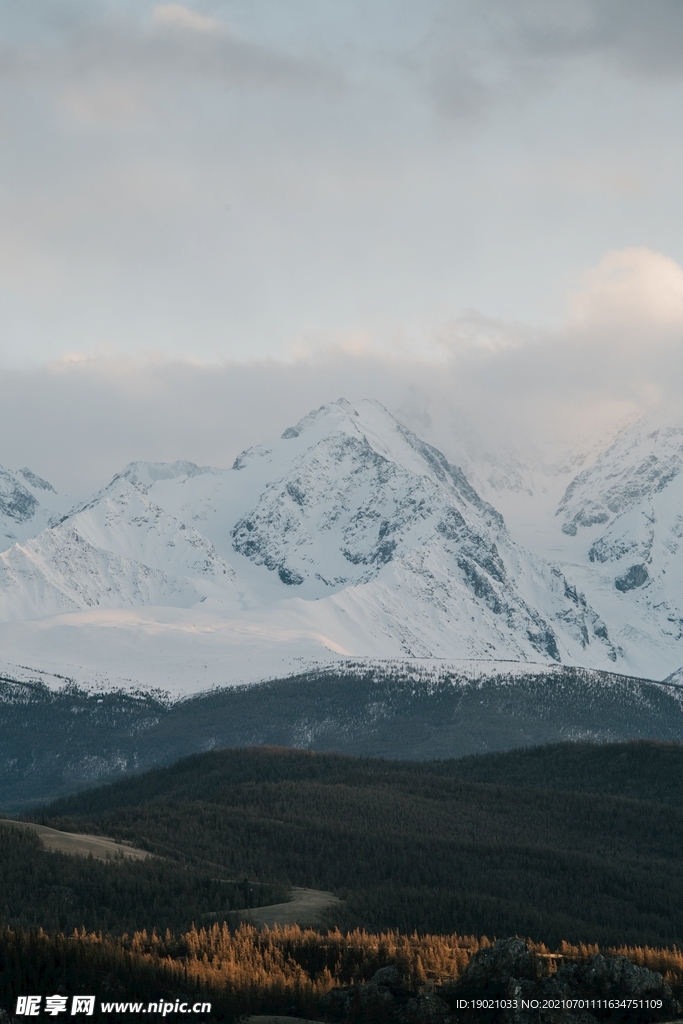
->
[3,661,683,810]
[1,398,683,694]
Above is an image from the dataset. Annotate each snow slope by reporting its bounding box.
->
[0,472,240,620]
[0,400,620,694]
[522,412,683,679]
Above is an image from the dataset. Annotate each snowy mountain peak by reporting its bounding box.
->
[0,465,68,548]
[281,397,421,455]
[0,398,663,694]
[281,396,361,439]
[557,415,683,536]
[266,398,502,522]
[231,398,506,593]
[535,410,683,678]
[0,468,239,622]
[224,399,615,666]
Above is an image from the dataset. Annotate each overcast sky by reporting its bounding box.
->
[3,0,683,491]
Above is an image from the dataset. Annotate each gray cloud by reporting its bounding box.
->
[425,0,683,117]
[534,0,683,78]
[13,0,683,128]
[2,0,683,385]
[0,4,342,95]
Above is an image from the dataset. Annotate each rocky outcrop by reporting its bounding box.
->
[321,964,454,1024]
[321,964,414,1023]
[320,939,680,1024]
[445,938,679,1024]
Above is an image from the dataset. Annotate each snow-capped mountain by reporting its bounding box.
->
[534,412,683,679]
[557,418,683,538]
[225,399,613,662]
[0,469,239,620]
[0,399,619,694]
[0,466,70,546]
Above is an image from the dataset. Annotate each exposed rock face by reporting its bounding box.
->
[0,471,38,524]
[0,465,67,548]
[321,964,456,1024]
[454,937,544,992]
[321,964,413,1022]
[614,564,649,592]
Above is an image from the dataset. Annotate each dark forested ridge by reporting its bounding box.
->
[3,665,683,810]
[17,741,683,948]
[143,666,683,763]
[0,677,167,810]
[438,739,683,805]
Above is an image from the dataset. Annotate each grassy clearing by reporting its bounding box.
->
[0,819,151,860]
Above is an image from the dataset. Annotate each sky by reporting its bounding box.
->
[3,0,683,492]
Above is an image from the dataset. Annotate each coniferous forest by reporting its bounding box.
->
[1,741,682,1021]
[2,923,683,1022]
[28,742,683,947]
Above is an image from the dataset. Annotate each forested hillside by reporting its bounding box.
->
[0,824,286,934]
[25,741,683,948]
[5,665,682,812]
[436,739,683,804]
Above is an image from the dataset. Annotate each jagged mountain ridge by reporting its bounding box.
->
[0,465,70,547]
[0,400,618,691]
[0,473,239,620]
[543,411,683,680]
[558,418,683,537]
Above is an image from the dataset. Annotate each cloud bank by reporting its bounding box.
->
[0,246,681,495]
[2,0,683,367]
